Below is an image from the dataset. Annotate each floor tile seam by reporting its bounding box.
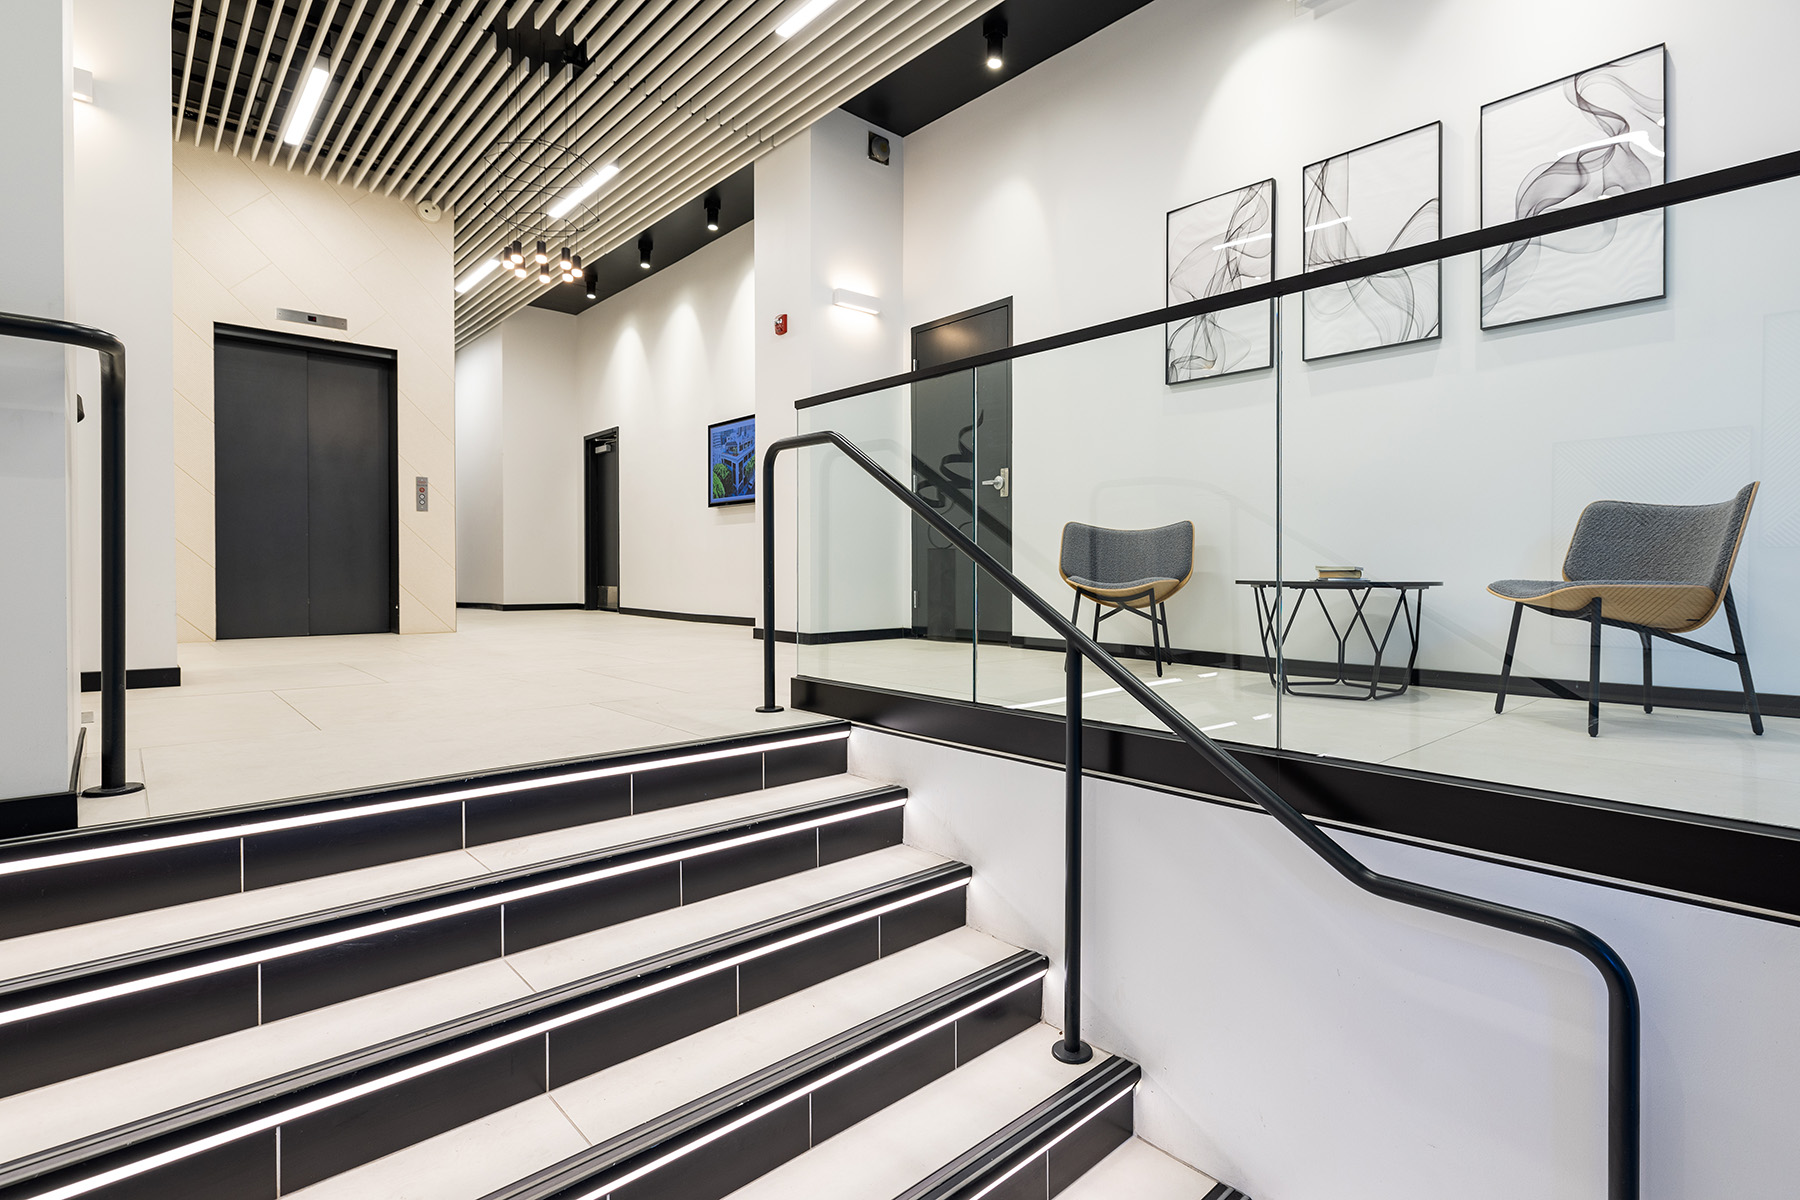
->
[270,690,326,732]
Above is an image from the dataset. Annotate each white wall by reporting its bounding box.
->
[70,0,176,679]
[755,109,912,637]
[575,226,758,617]
[896,0,1800,693]
[454,329,504,605]
[171,141,458,638]
[854,727,1800,1200]
[0,0,76,798]
[502,307,579,606]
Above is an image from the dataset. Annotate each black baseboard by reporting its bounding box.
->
[755,628,911,645]
[618,606,755,626]
[78,667,181,692]
[1010,636,1794,720]
[455,602,585,611]
[792,676,1800,924]
[0,729,86,839]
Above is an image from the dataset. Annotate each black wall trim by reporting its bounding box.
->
[456,602,586,612]
[0,787,904,1099]
[484,948,1041,1200]
[794,677,1800,923]
[896,1055,1139,1200]
[619,606,755,626]
[78,666,181,692]
[0,867,975,1200]
[0,722,849,940]
[1011,635,1799,720]
[754,628,911,645]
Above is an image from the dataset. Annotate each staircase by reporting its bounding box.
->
[0,722,1225,1200]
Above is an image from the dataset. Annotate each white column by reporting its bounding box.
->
[0,0,77,798]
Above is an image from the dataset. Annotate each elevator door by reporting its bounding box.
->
[911,300,1012,643]
[214,332,396,639]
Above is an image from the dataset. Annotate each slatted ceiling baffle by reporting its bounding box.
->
[169,0,998,345]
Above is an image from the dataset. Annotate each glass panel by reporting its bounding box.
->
[966,315,1282,748]
[795,380,976,703]
[1275,177,1800,826]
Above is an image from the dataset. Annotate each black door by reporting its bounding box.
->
[911,300,1012,643]
[585,430,620,610]
[214,330,396,639]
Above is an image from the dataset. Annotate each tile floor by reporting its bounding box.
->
[76,608,811,827]
[72,608,1799,834]
[802,637,1800,828]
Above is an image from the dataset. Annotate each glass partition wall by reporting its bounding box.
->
[792,167,1800,830]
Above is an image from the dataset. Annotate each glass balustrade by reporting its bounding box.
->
[790,166,1800,831]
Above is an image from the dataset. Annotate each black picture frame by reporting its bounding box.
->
[707,414,756,507]
[1300,121,1444,362]
[1478,44,1669,331]
[1164,178,1276,385]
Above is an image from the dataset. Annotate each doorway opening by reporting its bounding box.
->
[910,299,1013,644]
[213,325,398,639]
[585,429,621,611]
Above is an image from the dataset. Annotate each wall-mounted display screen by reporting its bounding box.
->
[707,414,756,506]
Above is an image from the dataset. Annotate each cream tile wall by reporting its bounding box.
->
[170,141,456,638]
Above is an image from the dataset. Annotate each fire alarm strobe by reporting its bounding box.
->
[774,314,788,335]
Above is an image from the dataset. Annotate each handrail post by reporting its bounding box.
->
[1053,644,1093,1064]
[89,347,141,795]
[757,444,782,713]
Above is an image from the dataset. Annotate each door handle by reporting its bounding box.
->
[980,467,1009,498]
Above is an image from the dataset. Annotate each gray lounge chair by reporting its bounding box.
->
[1488,483,1760,736]
[1059,521,1195,676]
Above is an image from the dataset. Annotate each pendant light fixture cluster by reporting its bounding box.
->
[498,239,585,286]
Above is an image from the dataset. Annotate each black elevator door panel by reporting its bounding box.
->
[306,353,392,635]
[215,341,311,639]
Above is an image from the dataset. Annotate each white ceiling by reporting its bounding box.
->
[172,0,996,345]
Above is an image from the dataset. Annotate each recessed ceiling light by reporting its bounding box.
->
[282,61,331,146]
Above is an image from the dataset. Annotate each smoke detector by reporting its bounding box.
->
[416,199,444,223]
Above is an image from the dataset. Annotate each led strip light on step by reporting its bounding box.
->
[569,964,1049,1200]
[962,1080,1140,1200]
[0,729,851,879]
[18,875,972,1200]
[0,794,904,1029]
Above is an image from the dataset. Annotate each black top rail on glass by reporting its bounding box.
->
[759,431,1638,1199]
[0,312,143,798]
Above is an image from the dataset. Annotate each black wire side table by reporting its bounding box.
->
[1237,579,1441,700]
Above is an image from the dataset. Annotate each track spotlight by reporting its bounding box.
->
[704,193,721,232]
[584,268,598,301]
[534,240,549,265]
[983,14,1006,70]
[638,232,653,270]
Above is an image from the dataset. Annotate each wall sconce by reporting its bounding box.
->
[72,68,95,104]
[831,289,881,315]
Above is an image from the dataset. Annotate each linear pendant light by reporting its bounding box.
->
[776,0,844,38]
[547,163,620,219]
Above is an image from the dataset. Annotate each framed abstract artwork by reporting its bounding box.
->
[1480,45,1667,329]
[1166,179,1275,382]
[1302,122,1442,361]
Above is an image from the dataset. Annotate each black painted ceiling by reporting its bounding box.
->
[530,165,753,316]
[840,0,1157,137]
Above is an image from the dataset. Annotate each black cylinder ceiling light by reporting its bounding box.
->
[984,13,1006,71]
[584,267,598,300]
[638,232,653,270]
[705,193,721,232]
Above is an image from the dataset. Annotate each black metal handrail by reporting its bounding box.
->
[0,312,142,798]
[759,430,1639,1200]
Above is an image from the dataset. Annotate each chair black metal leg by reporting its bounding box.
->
[1588,599,1603,738]
[1152,604,1166,677]
[1639,631,1654,713]
[1723,587,1764,735]
[1495,603,1523,714]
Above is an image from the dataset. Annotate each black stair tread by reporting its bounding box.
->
[717,1025,1106,1200]
[282,926,1024,1199]
[0,772,880,984]
[1056,1139,1223,1198]
[0,844,947,1167]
